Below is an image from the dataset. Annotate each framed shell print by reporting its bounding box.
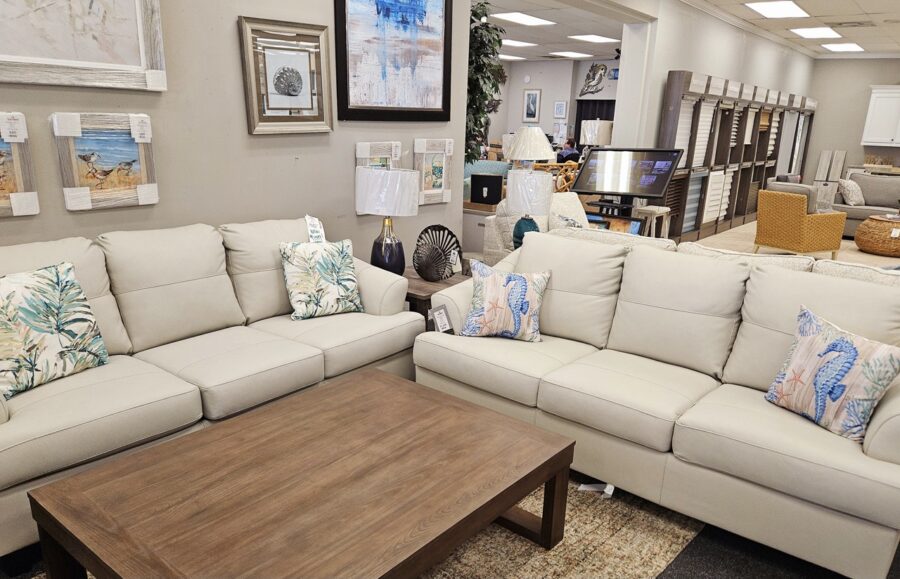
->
[238,17,333,135]
[51,112,158,211]
[0,112,38,217]
[0,0,166,91]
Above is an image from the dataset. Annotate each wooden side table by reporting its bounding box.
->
[403,267,468,329]
[632,205,672,238]
[855,216,900,257]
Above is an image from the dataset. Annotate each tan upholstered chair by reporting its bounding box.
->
[754,187,847,260]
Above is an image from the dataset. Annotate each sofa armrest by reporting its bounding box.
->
[354,258,408,316]
[0,396,7,425]
[864,380,900,465]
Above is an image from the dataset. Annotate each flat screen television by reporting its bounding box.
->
[571,148,683,199]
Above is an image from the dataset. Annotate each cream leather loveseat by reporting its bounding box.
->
[0,219,424,556]
[414,229,900,579]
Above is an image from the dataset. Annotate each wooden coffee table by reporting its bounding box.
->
[29,369,574,578]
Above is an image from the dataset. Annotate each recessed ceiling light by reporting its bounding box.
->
[499,54,526,61]
[568,34,619,43]
[745,1,809,18]
[791,27,841,39]
[549,51,593,59]
[502,39,537,47]
[822,42,864,52]
[492,12,556,26]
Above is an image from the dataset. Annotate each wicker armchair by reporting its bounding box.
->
[754,189,847,260]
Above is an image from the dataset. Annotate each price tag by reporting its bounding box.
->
[305,214,326,243]
[130,114,152,143]
[0,113,27,142]
[891,228,900,239]
[449,249,462,274]
[427,305,454,334]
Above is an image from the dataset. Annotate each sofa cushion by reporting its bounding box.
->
[723,266,900,391]
[0,263,109,400]
[812,260,900,288]
[548,227,677,252]
[414,332,596,406]
[0,237,130,355]
[677,242,815,272]
[850,173,900,208]
[281,240,364,320]
[538,350,719,452]
[219,218,309,324]
[135,326,323,420]
[0,356,200,492]
[97,224,245,352]
[766,182,818,214]
[834,204,897,221]
[673,384,900,529]
[516,233,625,348]
[607,246,749,378]
[251,312,423,378]
[838,178,865,206]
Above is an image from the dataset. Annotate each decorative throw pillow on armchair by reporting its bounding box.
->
[461,260,550,342]
[766,307,900,442]
[0,262,109,400]
[837,179,866,207]
[280,240,364,320]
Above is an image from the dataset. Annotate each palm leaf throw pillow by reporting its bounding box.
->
[461,260,550,342]
[280,240,364,320]
[766,307,900,442]
[0,262,109,400]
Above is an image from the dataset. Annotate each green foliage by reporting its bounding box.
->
[467,2,507,164]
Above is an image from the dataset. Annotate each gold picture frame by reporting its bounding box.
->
[238,17,334,135]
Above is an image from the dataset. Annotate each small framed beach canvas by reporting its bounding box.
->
[415,138,453,205]
[0,112,38,218]
[51,112,158,211]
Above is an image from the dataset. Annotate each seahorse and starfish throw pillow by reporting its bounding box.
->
[280,240,364,320]
[0,263,109,400]
[766,307,900,442]
[460,260,550,342]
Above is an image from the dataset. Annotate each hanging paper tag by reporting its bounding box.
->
[9,192,39,216]
[449,249,462,274]
[0,113,27,142]
[136,183,159,205]
[63,187,92,211]
[52,113,82,137]
[130,114,152,143]
[305,215,326,243]
[427,305,454,334]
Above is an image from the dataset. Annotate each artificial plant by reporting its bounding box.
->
[466,1,507,164]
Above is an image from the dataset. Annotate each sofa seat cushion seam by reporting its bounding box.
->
[195,356,322,390]
[539,379,682,423]
[9,371,164,413]
[416,339,564,381]
[264,317,422,348]
[555,362,710,404]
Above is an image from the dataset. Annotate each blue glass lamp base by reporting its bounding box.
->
[513,216,540,249]
[371,217,406,275]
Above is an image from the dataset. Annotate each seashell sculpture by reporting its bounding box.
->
[413,225,462,282]
[273,66,303,97]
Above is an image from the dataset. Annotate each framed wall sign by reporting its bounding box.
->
[51,112,158,212]
[0,113,38,218]
[554,101,567,119]
[334,0,453,122]
[0,0,166,91]
[523,89,541,123]
[238,17,333,135]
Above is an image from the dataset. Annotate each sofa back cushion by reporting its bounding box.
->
[0,237,131,355]
[724,265,900,391]
[97,224,245,352]
[677,242,815,271]
[219,218,309,323]
[607,246,750,378]
[812,259,900,288]
[850,173,900,208]
[548,227,677,252]
[515,233,625,348]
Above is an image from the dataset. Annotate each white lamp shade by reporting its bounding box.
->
[501,133,516,158]
[507,169,554,216]
[355,167,420,217]
[507,127,555,161]
[581,120,613,146]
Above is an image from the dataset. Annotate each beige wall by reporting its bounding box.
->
[804,58,900,182]
[0,0,469,261]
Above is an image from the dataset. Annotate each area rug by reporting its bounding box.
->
[424,482,703,578]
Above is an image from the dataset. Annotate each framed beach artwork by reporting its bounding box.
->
[0,113,38,218]
[238,17,333,135]
[51,113,158,212]
[0,0,166,91]
[523,89,541,123]
[335,0,453,122]
[415,138,453,205]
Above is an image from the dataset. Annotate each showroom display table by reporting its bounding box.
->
[855,215,900,257]
[29,369,573,579]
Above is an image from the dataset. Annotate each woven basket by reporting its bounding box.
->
[856,217,900,258]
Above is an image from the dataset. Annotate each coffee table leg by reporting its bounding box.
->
[38,527,86,579]
[496,466,569,549]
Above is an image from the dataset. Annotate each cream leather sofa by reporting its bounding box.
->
[414,229,900,579]
[0,219,424,556]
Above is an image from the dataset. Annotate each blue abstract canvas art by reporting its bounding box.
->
[337,0,450,120]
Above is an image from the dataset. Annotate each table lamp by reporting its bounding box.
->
[355,166,420,275]
[506,127,555,248]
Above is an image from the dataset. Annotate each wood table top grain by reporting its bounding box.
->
[29,369,574,579]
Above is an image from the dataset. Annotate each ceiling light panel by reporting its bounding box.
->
[502,39,537,47]
[822,42,865,51]
[791,27,841,38]
[549,51,593,58]
[745,2,810,18]
[492,12,556,26]
[498,54,526,61]
[568,34,619,43]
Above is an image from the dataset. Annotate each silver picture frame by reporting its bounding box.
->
[0,0,166,92]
